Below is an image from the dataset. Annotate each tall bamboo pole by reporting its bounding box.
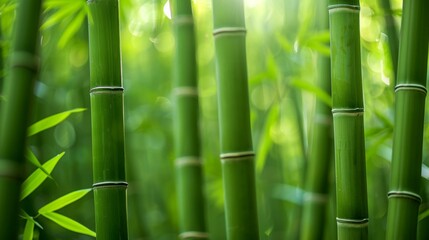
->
[300,0,333,238]
[0,0,42,239]
[386,0,429,239]
[212,0,259,239]
[87,0,129,239]
[171,0,207,239]
[379,0,398,84]
[328,0,369,239]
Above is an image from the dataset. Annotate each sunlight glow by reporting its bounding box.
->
[163,1,172,20]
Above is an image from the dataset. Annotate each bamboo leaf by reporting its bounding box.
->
[20,210,44,230]
[419,208,429,221]
[290,79,332,107]
[276,33,293,53]
[25,148,54,180]
[27,108,85,137]
[23,218,34,240]
[41,2,81,30]
[256,104,279,173]
[38,189,92,214]
[41,212,96,237]
[20,152,65,201]
[58,8,87,48]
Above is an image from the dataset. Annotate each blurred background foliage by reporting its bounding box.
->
[2,0,429,239]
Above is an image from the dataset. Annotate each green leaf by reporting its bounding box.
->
[20,210,44,230]
[20,152,65,201]
[42,2,81,30]
[27,108,85,137]
[290,79,332,107]
[25,148,53,180]
[38,189,92,214]
[23,218,34,240]
[419,208,429,221]
[58,8,87,48]
[256,104,279,173]
[41,212,96,237]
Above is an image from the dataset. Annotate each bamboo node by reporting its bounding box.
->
[213,27,247,37]
[0,159,25,180]
[328,4,360,14]
[173,16,194,25]
[220,151,254,162]
[175,156,202,166]
[332,108,364,116]
[388,190,422,203]
[179,231,209,239]
[93,181,128,189]
[395,83,427,94]
[173,87,199,97]
[90,86,124,94]
[10,51,40,72]
[336,217,369,228]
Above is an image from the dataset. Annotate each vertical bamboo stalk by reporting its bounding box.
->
[386,0,429,239]
[300,0,333,238]
[0,0,42,239]
[379,0,399,84]
[328,0,369,239]
[211,0,259,239]
[87,0,129,239]
[171,0,207,239]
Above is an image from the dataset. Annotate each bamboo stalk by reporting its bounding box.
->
[386,0,429,239]
[171,0,207,239]
[300,0,333,238]
[328,0,369,238]
[211,0,259,239]
[87,0,129,239]
[0,0,42,239]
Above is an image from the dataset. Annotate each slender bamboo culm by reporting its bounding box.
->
[87,0,129,239]
[386,0,429,239]
[171,0,208,239]
[300,0,333,238]
[328,0,369,239]
[211,0,259,239]
[0,0,42,239]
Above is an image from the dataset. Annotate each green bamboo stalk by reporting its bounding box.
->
[300,0,333,238]
[379,0,399,85]
[212,0,259,239]
[171,0,207,239]
[386,0,429,239]
[87,0,128,239]
[328,0,369,239]
[0,0,41,239]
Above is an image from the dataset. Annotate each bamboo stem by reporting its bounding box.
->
[0,0,42,239]
[87,0,129,239]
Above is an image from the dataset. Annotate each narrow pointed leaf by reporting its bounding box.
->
[27,108,86,137]
[41,212,96,237]
[290,79,332,107]
[20,152,65,201]
[25,148,53,179]
[23,218,34,240]
[38,189,91,214]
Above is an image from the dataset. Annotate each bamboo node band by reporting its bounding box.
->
[179,231,209,239]
[328,4,360,14]
[213,27,247,37]
[220,151,254,163]
[10,51,40,72]
[388,191,422,203]
[173,16,194,25]
[0,159,24,180]
[303,192,329,203]
[336,217,369,228]
[175,156,202,166]
[395,83,427,94]
[90,86,124,94]
[173,87,199,97]
[332,108,364,116]
[93,181,128,189]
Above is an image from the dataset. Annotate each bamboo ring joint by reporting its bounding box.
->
[394,83,427,94]
[332,108,364,116]
[179,231,209,239]
[175,156,202,166]
[10,51,40,72]
[388,190,422,203]
[173,16,194,25]
[336,217,369,228]
[0,159,24,180]
[90,86,124,94]
[213,27,247,37]
[328,4,360,14]
[93,181,128,189]
[220,151,254,162]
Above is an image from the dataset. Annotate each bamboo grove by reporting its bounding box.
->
[1,0,429,239]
